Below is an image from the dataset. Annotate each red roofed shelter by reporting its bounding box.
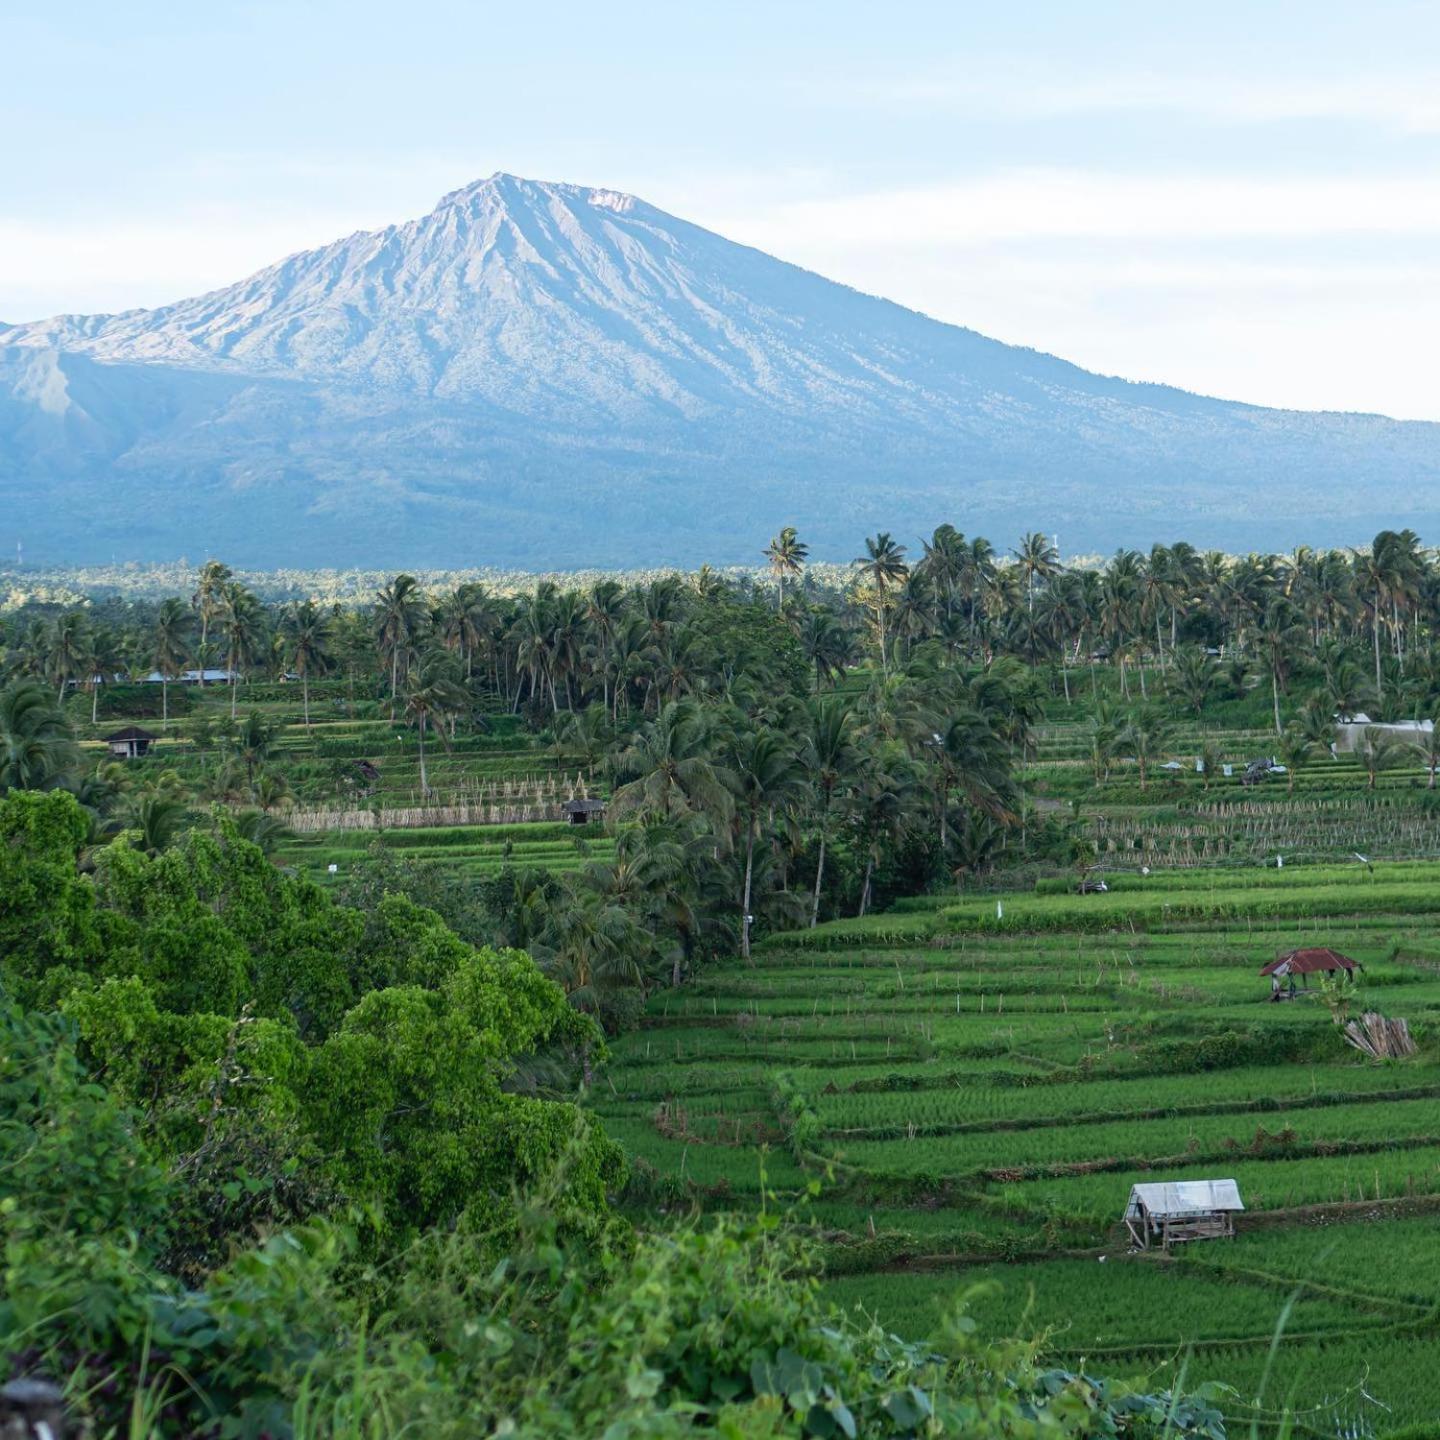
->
[1261,947,1357,1000]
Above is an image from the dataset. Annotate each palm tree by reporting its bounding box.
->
[45,611,90,706]
[404,660,468,796]
[728,728,806,960]
[933,709,1016,851]
[1169,649,1217,715]
[191,561,233,687]
[537,887,648,1015]
[917,524,966,620]
[81,626,124,726]
[610,701,734,826]
[120,793,189,856]
[1277,726,1315,794]
[1012,531,1060,616]
[233,711,275,799]
[151,598,191,730]
[373,574,428,720]
[229,808,295,855]
[219,583,265,719]
[1413,723,1440,789]
[0,682,80,793]
[282,600,333,728]
[801,698,859,927]
[1255,597,1306,736]
[1360,727,1404,790]
[850,754,915,917]
[797,610,855,692]
[763,526,809,610]
[435,583,491,680]
[1123,709,1174,792]
[854,533,909,676]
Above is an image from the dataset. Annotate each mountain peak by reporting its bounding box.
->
[434,171,639,217]
[3,171,1440,568]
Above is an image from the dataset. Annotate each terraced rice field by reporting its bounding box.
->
[278,820,614,882]
[592,860,1440,1435]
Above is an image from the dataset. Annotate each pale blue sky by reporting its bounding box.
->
[5,1,1440,416]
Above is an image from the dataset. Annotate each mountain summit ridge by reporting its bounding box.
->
[2,173,1438,566]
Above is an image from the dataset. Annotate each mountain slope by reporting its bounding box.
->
[3,173,1439,566]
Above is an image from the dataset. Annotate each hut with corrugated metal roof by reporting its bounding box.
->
[1261,947,1357,1001]
[1123,1179,1243,1250]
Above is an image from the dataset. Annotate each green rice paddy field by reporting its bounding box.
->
[592,860,1440,1436]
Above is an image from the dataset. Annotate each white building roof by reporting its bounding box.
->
[1125,1179,1244,1218]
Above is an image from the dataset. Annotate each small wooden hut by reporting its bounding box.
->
[103,725,157,760]
[1124,1179,1243,1249]
[1261,947,1356,1000]
[561,797,607,826]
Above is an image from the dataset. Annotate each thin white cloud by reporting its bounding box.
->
[708,170,1440,250]
[840,65,1440,134]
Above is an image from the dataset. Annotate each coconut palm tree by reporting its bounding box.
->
[1122,709,1175,792]
[854,533,909,676]
[45,611,90,706]
[81,626,124,727]
[404,660,468,796]
[1277,726,1315,794]
[229,808,295,855]
[610,700,734,827]
[1255,597,1306,736]
[933,708,1017,850]
[1412,723,1440,789]
[1359,726,1404,790]
[119,793,189,856]
[151,598,191,729]
[1169,648,1217,715]
[797,610,854,692]
[0,681,80,793]
[763,526,809,610]
[219,583,265,719]
[801,697,859,926]
[917,524,966,619]
[191,561,233,687]
[373,574,428,720]
[850,752,915,917]
[1012,531,1060,616]
[233,711,275,800]
[281,600,333,728]
[727,727,806,960]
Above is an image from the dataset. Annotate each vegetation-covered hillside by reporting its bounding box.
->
[6,523,1440,1435]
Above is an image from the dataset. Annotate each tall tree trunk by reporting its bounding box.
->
[303,671,310,729]
[857,854,874,917]
[162,677,169,729]
[1272,667,1282,737]
[1374,593,1384,701]
[810,823,828,928]
[417,719,429,795]
[740,820,756,961]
